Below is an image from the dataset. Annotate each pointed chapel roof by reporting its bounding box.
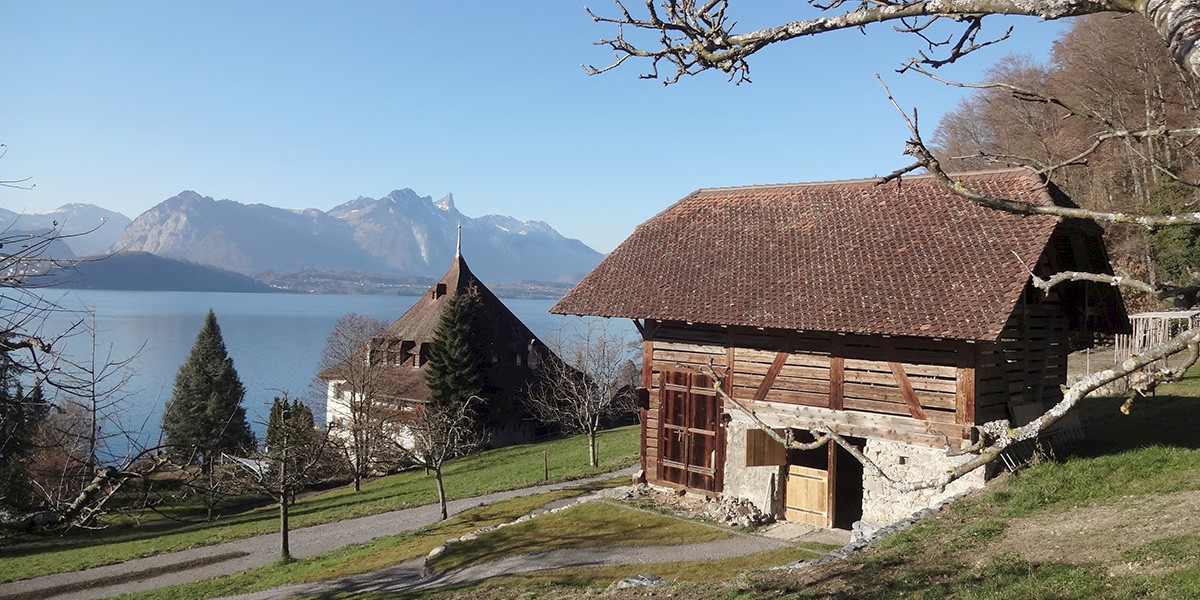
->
[552,169,1114,341]
[322,253,548,402]
[382,253,539,346]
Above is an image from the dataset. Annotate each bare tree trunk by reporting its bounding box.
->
[588,431,598,468]
[279,436,292,563]
[435,466,448,520]
[278,492,291,562]
[349,443,362,492]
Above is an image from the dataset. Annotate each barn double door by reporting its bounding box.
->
[658,370,722,493]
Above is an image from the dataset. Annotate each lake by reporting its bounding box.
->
[30,289,629,462]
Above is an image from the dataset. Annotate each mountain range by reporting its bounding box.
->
[12,189,602,292]
[0,204,133,257]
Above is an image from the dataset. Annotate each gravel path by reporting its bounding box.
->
[0,468,637,600]
[218,530,793,599]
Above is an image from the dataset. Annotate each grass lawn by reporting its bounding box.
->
[0,425,639,584]
[425,500,736,573]
[351,547,825,600]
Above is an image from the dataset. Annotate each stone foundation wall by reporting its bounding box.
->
[861,438,986,527]
[720,418,780,517]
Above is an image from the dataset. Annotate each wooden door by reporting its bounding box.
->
[658,370,721,493]
[785,465,830,525]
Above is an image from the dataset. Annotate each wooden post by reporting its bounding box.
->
[544,450,549,481]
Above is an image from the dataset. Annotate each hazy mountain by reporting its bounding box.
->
[55,251,274,292]
[0,204,132,257]
[0,229,76,261]
[112,191,390,275]
[114,189,603,284]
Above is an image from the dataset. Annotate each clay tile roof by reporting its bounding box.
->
[552,169,1065,341]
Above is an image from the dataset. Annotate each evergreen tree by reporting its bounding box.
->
[161,310,254,467]
[0,368,48,511]
[265,396,316,461]
[424,287,487,414]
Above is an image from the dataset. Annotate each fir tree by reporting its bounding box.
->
[424,286,488,414]
[161,310,254,467]
[265,396,315,460]
[0,368,48,511]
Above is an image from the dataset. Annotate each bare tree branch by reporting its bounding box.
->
[584,0,1174,85]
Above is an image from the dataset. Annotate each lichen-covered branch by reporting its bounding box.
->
[0,451,169,534]
[584,0,1200,85]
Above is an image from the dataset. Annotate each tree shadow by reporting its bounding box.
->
[1073,392,1200,456]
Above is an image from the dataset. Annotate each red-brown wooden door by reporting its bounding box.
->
[658,370,721,493]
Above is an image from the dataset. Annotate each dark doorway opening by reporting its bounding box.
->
[833,435,865,529]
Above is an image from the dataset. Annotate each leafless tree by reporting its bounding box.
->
[227,393,336,562]
[932,15,1200,306]
[317,313,403,491]
[399,395,485,520]
[0,157,161,534]
[585,1,1200,83]
[30,310,142,506]
[588,2,1200,492]
[526,320,639,467]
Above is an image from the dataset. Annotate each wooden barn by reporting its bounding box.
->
[552,169,1127,529]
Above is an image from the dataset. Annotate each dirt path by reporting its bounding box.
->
[0,468,637,600]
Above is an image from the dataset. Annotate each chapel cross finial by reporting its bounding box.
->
[456,222,462,258]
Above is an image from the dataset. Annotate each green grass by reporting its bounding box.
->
[116,481,812,600]
[1122,534,1200,566]
[422,546,823,599]
[0,425,639,584]
[426,500,734,573]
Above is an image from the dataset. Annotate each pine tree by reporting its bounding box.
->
[161,310,254,467]
[424,287,487,413]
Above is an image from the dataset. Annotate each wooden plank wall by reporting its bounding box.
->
[975,301,1071,425]
[839,336,961,427]
[642,323,977,463]
[641,286,1079,480]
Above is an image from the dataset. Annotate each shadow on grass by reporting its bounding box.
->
[1074,392,1200,455]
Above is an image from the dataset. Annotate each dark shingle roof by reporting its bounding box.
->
[552,169,1066,341]
[323,254,545,403]
[382,254,536,346]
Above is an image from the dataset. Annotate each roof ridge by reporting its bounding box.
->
[692,167,1033,194]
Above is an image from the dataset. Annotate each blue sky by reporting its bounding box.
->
[1,2,1065,253]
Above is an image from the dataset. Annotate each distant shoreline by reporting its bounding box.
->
[53,254,574,300]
